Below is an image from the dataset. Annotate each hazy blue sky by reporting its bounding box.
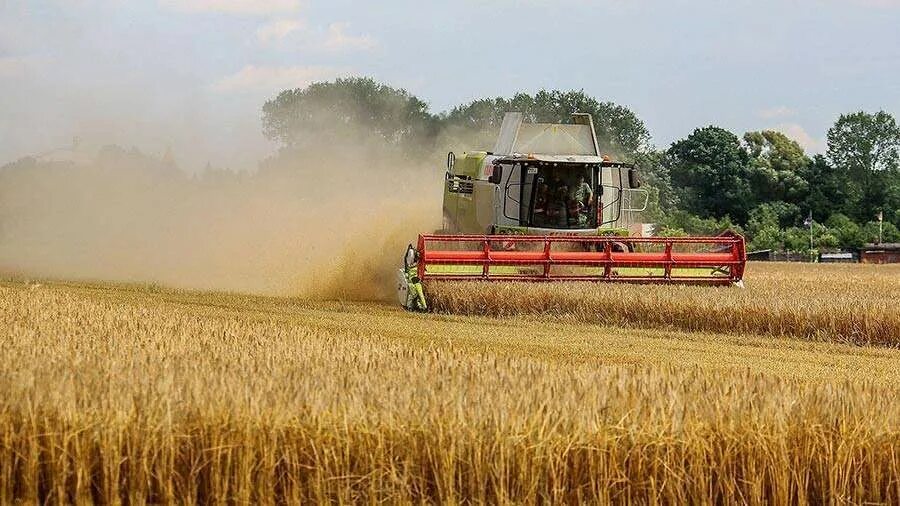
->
[1,0,898,170]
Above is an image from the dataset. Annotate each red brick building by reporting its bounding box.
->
[859,243,900,264]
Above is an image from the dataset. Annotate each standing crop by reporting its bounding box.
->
[1,264,899,503]
[428,263,900,346]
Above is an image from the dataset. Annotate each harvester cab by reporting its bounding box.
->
[397,112,747,310]
[442,112,649,236]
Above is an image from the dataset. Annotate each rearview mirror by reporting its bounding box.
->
[628,167,641,188]
[447,152,456,173]
[489,164,503,184]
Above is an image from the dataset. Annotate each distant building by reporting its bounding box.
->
[629,223,656,237]
[819,251,856,263]
[859,243,900,264]
[747,249,773,261]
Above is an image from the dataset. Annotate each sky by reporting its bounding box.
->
[1,0,899,171]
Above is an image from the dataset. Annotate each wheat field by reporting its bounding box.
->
[2,263,900,503]
[429,262,900,346]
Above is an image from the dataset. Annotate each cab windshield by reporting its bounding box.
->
[528,164,596,229]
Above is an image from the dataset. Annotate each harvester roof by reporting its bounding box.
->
[493,153,606,165]
[492,112,605,164]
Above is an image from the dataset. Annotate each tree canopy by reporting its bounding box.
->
[743,130,809,205]
[666,126,754,224]
[826,111,900,224]
[262,77,439,153]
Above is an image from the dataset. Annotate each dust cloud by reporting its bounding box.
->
[0,130,445,302]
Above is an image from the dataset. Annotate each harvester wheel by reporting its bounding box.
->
[595,241,634,253]
[619,241,636,252]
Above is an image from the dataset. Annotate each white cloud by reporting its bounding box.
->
[257,18,305,43]
[159,0,300,15]
[210,64,350,94]
[758,106,796,120]
[255,20,377,53]
[772,123,824,153]
[322,22,377,52]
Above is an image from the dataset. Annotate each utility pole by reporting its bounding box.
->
[804,211,814,251]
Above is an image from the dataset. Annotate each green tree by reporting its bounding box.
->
[783,222,828,254]
[633,149,677,220]
[799,155,850,222]
[747,201,802,232]
[749,226,783,251]
[656,210,744,237]
[862,221,900,243]
[783,227,809,253]
[746,204,779,237]
[261,77,438,153]
[445,90,651,157]
[666,127,754,224]
[746,203,800,251]
[826,111,900,224]
[816,232,840,250]
[743,130,809,204]
[825,213,866,249]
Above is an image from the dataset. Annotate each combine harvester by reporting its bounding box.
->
[398,113,746,310]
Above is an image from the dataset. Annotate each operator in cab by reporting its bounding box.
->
[532,183,550,227]
[547,173,569,227]
[568,173,594,227]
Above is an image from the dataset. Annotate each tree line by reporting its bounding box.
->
[262,77,900,251]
